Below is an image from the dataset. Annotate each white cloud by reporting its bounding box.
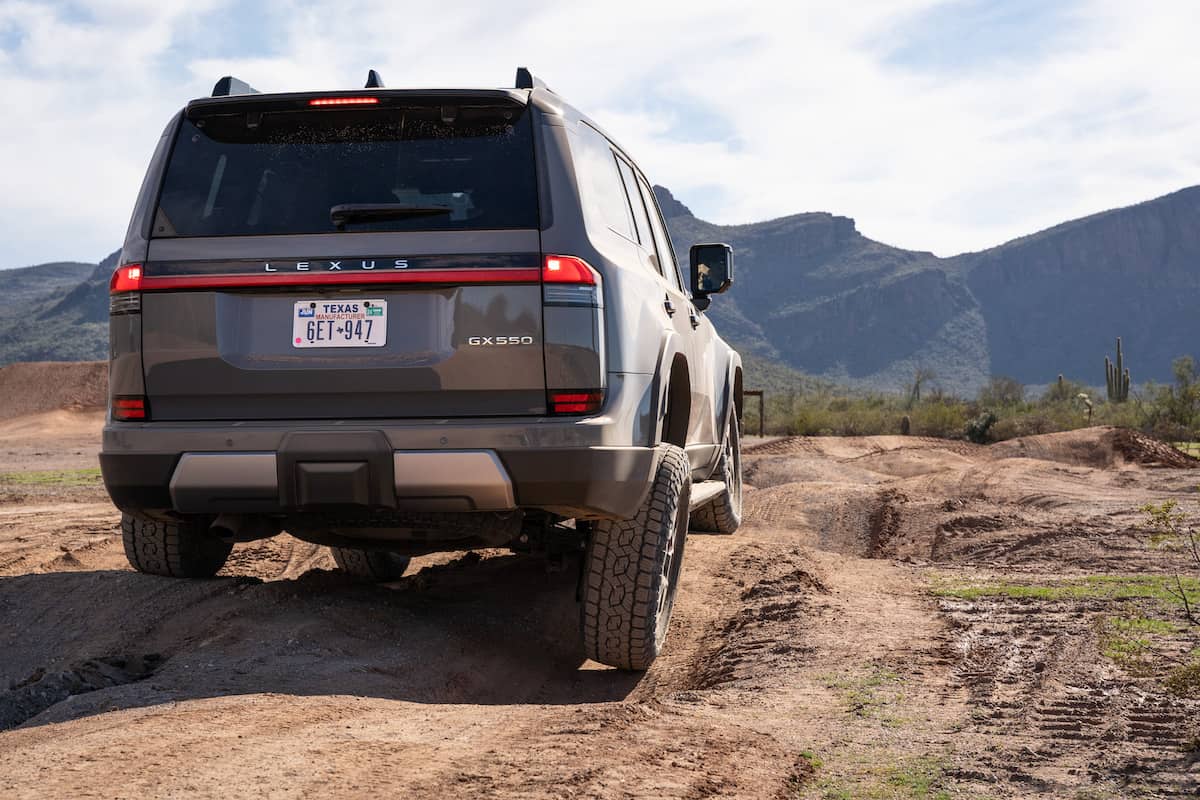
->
[0,0,1196,267]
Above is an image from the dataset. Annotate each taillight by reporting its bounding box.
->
[309,97,379,107]
[110,264,143,294]
[112,396,148,421]
[542,255,597,285]
[549,390,604,415]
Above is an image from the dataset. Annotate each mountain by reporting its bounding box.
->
[0,252,116,364]
[3,185,1199,395]
[656,185,1200,394]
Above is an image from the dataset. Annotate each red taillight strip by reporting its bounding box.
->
[309,97,380,106]
[549,390,604,415]
[112,396,147,421]
[134,268,541,291]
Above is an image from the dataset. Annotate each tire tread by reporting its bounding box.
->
[581,445,690,670]
[121,512,232,578]
[330,547,411,582]
[691,417,742,535]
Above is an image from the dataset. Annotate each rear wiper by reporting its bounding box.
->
[330,203,452,228]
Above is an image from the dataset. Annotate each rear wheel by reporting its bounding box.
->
[330,547,411,582]
[581,445,691,670]
[691,413,742,535]
[122,511,232,578]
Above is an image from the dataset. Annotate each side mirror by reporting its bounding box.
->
[690,243,733,310]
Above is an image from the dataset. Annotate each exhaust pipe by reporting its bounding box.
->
[210,514,280,543]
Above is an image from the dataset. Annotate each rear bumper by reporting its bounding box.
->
[100,419,660,520]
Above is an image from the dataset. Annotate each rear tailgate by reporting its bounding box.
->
[138,93,546,420]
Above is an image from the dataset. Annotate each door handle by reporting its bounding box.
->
[689,308,700,329]
[663,295,676,316]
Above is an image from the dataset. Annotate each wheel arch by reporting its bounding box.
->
[650,331,691,448]
[718,351,744,445]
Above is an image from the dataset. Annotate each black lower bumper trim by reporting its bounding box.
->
[99,446,659,521]
[99,452,179,512]
[500,447,658,519]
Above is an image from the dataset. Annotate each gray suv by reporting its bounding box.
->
[101,68,743,670]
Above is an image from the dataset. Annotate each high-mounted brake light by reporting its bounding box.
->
[309,97,380,107]
[542,255,597,285]
[549,390,604,415]
[112,396,147,421]
[109,264,143,294]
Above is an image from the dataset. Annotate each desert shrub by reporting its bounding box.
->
[1165,662,1200,698]
[752,354,1200,444]
[1040,376,1089,404]
[965,411,998,444]
[978,376,1025,408]
[910,401,968,438]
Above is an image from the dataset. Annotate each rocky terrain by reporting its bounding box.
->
[0,373,1196,798]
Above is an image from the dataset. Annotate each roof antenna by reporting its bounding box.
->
[515,67,553,93]
[211,76,259,97]
[365,69,385,88]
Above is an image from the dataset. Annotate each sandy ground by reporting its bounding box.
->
[0,416,1197,798]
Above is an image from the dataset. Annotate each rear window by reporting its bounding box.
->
[154,103,538,236]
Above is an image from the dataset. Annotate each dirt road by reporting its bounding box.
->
[0,416,1197,798]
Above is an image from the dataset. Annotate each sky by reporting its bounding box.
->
[1,0,1198,269]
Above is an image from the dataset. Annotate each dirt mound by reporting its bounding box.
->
[1111,427,1200,468]
[990,426,1198,469]
[744,434,981,458]
[2,423,1200,796]
[0,361,106,419]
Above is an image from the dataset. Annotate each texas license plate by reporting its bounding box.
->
[292,299,387,348]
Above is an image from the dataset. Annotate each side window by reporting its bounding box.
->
[574,125,633,240]
[616,157,654,254]
[638,177,685,292]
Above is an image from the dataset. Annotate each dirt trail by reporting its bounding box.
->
[0,421,1197,798]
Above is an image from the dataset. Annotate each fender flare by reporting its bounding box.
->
[716,350,743,450]
[648,329,686,446]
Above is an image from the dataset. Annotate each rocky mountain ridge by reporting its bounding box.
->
[655,184,1200,393]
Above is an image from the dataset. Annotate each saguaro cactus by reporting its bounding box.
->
[1105,337,1131,403]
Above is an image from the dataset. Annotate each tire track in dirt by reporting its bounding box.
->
[1,423,1199,797]
[939,593,1200,796]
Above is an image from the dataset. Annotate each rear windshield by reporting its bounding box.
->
[154,103,538,236]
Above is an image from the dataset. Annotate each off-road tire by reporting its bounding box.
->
[691,414,743,535]
[581,445,691,670]
[122,512,232,578]
[330,547,411,582]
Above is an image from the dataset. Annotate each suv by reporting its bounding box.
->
[101,68,743,670]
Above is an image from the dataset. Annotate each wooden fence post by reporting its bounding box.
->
[744,390,764,437]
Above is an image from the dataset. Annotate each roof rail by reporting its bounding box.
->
[211,76,259,97]
[365,69,385,88]
[515,67,553,93]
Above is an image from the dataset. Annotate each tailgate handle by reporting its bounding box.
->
[663,294,676,316]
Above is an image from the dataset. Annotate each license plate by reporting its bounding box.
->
[292,299,387,348]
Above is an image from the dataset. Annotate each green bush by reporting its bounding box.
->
[909,401,967,438]
[978,376,1024,408]
[750,359,1200,445]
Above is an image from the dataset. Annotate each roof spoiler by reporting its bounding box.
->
[211,76,259,97]
[209,69,538,98]
[515,67,553,93]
